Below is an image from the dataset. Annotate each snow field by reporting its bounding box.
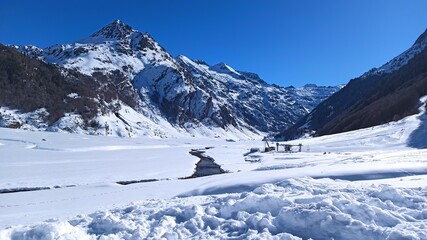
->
[0,97,426,239]
[1,177,426,239]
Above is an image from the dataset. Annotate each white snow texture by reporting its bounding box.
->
[1,178,426,240]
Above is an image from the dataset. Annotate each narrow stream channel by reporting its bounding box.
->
[0,148,228,194]
[187,148,227,178]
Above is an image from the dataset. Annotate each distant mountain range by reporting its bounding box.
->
[0,20,341,138]
[279,28,427,139]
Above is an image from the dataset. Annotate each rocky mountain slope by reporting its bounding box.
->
[3,20,340,138]
[0,44,173,138]
[175,55,341,132]
[279,29,427,139]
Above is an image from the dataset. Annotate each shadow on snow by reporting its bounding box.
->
[407,113,427,149]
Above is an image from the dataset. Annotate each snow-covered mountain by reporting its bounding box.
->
[176,55,341,132]
[279,28,427,139]
[7,20,341,138]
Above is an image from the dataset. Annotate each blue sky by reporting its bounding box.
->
[1,0,426,87]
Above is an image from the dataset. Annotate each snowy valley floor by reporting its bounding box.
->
[1,111,427,239]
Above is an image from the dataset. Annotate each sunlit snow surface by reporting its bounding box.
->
[0,98,426,239]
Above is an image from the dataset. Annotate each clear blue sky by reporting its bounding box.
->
[1,0,426,87]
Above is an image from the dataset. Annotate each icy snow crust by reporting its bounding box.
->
[0,98,426,239]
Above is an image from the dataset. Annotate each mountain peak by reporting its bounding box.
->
[210,62,235,73]
[213,62,229,68]
[304,84,318,88]
[90,19,135,41]
[414,28,427,46]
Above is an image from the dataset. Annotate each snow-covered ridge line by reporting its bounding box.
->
[363,29,427,77]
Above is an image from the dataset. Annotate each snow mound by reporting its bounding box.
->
[2,178,426,239]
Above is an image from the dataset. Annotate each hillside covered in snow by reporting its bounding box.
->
[280,28,427,139]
